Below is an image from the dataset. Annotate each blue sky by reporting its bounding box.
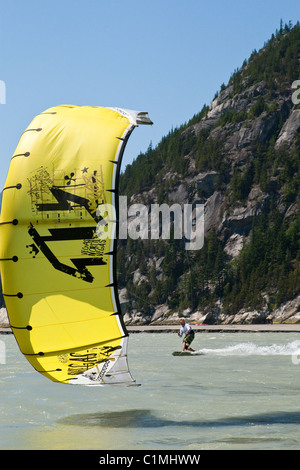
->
[0,0,300,190]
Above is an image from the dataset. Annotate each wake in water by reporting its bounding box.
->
[197,340,300,357]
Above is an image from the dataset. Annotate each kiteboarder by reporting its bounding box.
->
[178,319,195,352]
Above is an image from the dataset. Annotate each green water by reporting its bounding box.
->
[1,332,300,450]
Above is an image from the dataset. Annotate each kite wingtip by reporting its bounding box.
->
[135,111,153,126]
[109,107,153,126]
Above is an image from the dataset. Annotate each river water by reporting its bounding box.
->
[1,331,300,450]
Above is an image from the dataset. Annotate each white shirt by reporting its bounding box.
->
[178,323,193,337]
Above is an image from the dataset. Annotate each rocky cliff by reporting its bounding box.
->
[119,23,300,325]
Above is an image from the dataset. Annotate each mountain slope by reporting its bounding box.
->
[118,22,300,324]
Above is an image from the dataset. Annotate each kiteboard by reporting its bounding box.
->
[172,351,204,356]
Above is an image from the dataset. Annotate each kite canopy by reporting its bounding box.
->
[0,105,152,385]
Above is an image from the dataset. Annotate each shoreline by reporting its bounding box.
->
[1,323,300,335]
[127,324,300,333]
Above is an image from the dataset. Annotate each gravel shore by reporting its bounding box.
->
[1,323,300,336]
[127,324,300,333]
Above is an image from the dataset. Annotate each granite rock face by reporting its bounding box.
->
[0,308,9,327]
[122,32,300,326]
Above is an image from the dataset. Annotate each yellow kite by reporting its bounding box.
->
[0,105,152,385]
